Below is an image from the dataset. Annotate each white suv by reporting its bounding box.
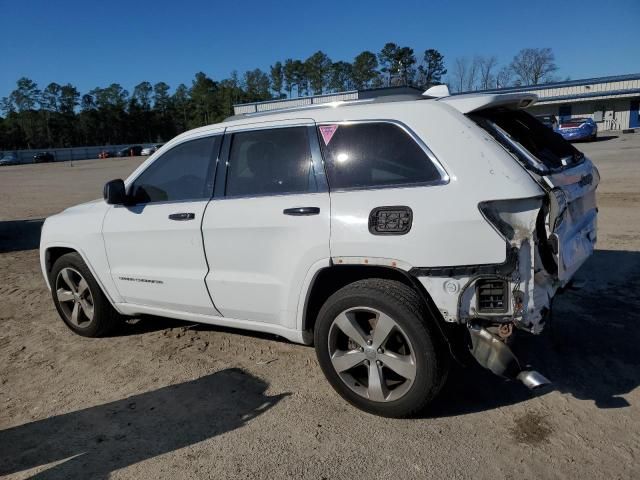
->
[40,88,598,417]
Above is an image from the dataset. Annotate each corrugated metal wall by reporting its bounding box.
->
[529,97,636,131]
[526,79,640,100]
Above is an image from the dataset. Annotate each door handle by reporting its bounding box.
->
[283,207,320,216]
[168,212,196,221]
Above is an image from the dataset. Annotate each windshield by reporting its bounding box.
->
[469,108,584,174]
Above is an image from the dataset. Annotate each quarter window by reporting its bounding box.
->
[130,136,219,204]
[318,123,442,190]
[226,127,313,196]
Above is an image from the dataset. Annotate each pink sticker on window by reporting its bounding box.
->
[319,125,338,145]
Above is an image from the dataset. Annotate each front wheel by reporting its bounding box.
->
[314,279,449,417]
[51,252,120,337]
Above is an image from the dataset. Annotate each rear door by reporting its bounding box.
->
[319,121,451,265]
[102,132,222,314]
[202,120,330,328]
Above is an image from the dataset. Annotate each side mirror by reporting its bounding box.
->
[103,179,127,205]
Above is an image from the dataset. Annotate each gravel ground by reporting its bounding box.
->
[1,135,639,479]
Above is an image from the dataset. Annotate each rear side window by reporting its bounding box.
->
[226,127,312,197]
[469,108,583,173]
[130,136,219,204]
[318,123,442,190]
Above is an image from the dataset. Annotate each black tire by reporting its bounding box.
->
[50,252,120,337]
[314,279,449,417]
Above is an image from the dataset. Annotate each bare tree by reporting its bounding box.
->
[478,56,498,90]
[510,48,558,85]
[451,57,468,93]
[496,65,514,88]
[465,56,482,91]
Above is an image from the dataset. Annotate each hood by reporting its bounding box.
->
[61,198,104,214]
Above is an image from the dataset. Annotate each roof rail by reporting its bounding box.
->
[224,93,425,122]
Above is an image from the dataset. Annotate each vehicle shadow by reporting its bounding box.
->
[112,315,189,336]
[114,315,295,345]
[0,218,45,253]
[0,368,287,479]
[592,135,618,142]
[427,248,640,417]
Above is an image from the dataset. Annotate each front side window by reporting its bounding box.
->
[226,127,313,197]
[318,122,442,190]
[130,136,219,204]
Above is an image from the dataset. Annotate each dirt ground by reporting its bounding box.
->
[1,135,639,479]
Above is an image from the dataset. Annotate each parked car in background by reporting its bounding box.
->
[536,114,558,130]
[0,152,19,166]
[33,152,55,163]
[141,144,164,156]
[116,145,143,157]
[40,87,599,417]
[558,117,598,141]
[98,150,115,159]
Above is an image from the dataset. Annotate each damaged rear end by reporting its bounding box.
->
[438,96,599,387]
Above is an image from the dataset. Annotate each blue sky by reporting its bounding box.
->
[1,0,639,97]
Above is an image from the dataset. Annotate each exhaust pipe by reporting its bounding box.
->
[468,325,552,389]
[517,370,551,390]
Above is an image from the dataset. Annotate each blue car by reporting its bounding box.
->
[557,117,598,141]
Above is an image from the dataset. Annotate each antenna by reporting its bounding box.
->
[422,85,450,98]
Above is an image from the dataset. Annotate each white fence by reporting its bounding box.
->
[1,144,157,163]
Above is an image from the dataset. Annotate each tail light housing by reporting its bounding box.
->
[478,197,543,241]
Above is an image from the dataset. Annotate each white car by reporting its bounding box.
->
[141,144,163,156]
[40,87,599,417]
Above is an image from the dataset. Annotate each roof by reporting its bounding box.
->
[232,85,425,117]
[226,92,424,122]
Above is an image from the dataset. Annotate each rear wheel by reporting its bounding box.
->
[314,279,449,417]
[51,252,120,337]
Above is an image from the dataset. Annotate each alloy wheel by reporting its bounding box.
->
[328,307,417,402]
[55,267,95,328]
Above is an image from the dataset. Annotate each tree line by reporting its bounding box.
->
[0,44,558,150]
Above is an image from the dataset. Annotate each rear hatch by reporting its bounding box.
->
[468,107,599,285]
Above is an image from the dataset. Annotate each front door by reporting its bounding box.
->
[102,133,222,315]
[202,121,330,328]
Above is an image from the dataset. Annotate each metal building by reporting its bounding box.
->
[479,73,640,131]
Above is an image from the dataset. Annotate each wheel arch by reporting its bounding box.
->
[44,246,77,279]
[42,243,121,308]
[301,264,446,337]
